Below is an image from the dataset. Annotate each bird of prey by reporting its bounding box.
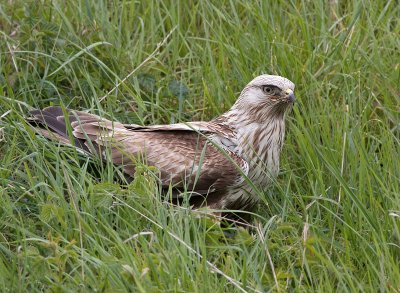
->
[27,75,296,223]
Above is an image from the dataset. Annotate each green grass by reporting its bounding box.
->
[0,0,399,291]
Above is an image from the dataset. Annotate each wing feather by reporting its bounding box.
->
[28,106,246,197]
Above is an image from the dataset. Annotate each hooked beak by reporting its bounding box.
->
[284,89,296,103]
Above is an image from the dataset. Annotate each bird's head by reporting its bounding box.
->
[231,74,296,121]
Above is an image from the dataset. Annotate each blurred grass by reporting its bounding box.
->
[0,0,399,291]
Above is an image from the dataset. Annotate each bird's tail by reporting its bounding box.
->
[27,106,107,153]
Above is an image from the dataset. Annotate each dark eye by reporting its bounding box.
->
[262,86,274,95]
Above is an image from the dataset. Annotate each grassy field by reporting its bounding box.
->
[0,0,399,291]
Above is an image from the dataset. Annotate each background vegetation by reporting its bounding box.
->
[0,0,399,291]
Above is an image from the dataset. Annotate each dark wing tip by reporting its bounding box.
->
[42,106,69,117]
[27,106,89,152]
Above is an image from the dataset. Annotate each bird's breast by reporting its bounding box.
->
[236,121,285,187]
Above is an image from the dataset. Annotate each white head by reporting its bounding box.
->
[230,74,296,122]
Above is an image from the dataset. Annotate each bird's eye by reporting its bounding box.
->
[262,86,274,95]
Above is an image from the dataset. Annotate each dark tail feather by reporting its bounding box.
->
[28,106,89,152]
[31,112,68,137]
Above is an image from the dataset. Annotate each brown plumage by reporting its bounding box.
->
[27,74,296,223]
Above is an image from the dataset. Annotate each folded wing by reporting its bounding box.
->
[28,106,247,197]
